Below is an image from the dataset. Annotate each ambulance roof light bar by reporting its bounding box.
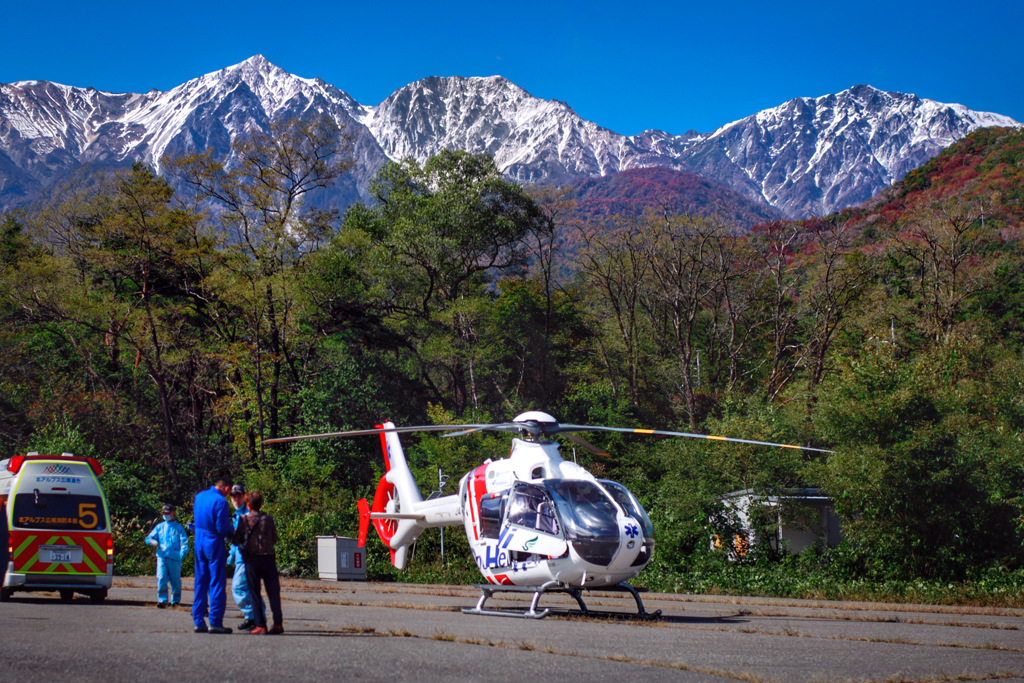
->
[6,453,103,476]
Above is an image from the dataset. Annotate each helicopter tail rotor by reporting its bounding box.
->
[358,472,413,568]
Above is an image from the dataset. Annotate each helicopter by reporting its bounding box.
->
[264,411,830,618]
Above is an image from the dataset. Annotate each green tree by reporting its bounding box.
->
[817,342,1024,579]
[0,215,37,447]
[343,150,552,415]
[7,165,216,490]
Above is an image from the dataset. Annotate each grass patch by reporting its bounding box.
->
[632,553,1024,608]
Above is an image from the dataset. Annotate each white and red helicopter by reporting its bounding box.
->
[265,411,829,618]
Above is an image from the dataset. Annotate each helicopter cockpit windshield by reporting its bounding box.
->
[543,480,621,565]
[598,479,654,538]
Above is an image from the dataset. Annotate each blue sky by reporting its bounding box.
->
[4,0,1021,135]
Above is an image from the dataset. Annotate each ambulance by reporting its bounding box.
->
[1,452,113,602]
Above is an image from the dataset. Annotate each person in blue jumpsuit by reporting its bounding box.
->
[145,503,189,607]
[227,483,260,631]
[192,477,235,634]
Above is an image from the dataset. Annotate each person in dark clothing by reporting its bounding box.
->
[227,484,260,631]
[232,491,283,635]
[192,477,235,634]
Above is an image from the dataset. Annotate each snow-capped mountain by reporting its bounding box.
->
[1,56,1018,218]
[362,75,646,185]
[0,56,387,208]
[679,85,1019,217]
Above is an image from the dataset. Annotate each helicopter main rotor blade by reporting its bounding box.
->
[562,433,611,457]
[263,420,832,453]
[554,424,834,453]
[440,423,525,438]
[262,423,499,445]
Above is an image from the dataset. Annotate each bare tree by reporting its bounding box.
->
[891,196,1000,341]
[752,222,804,403]
[799,218,875,387]
[574,216,651,406]
[639,212,725,428]
[167,115,353,457]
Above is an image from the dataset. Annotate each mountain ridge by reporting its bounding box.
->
[1,55,1019,218]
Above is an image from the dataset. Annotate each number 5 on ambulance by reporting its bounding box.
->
[0,452,113,603]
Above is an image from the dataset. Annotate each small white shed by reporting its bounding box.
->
[714,488,842,558]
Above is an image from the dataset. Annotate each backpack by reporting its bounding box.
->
[238,511,273,557]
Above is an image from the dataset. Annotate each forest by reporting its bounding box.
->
[1,119,1022,604]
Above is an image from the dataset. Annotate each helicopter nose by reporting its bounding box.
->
[608,518,644,572]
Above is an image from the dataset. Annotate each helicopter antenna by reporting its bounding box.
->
[425,468,451,501]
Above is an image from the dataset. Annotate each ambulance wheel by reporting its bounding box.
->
[89,589,107,604]
[0,588,11,602]
[60,589,74,602]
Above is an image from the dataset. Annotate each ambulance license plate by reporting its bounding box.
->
[42,546,81,564]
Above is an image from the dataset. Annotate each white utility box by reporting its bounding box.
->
[316,536,366,580]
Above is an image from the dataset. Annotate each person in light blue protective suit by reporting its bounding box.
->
[227,483,262,631]
[192,478,235,634]
[145,503,189,607]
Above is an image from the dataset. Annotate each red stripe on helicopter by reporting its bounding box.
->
[487,573,514,586]
[375,424,391,471]
[468,463,489,541]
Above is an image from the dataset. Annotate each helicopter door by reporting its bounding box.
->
[478,493,506,539]
[503,482,568,559]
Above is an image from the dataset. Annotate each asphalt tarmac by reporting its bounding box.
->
[1,576,1022,682]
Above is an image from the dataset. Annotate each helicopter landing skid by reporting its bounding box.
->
[462,582,556,618]
[565,583,662,619]
[462,581,661,619]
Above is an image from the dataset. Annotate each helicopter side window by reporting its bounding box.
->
[507,483,559,536]
[478,493,505,539]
